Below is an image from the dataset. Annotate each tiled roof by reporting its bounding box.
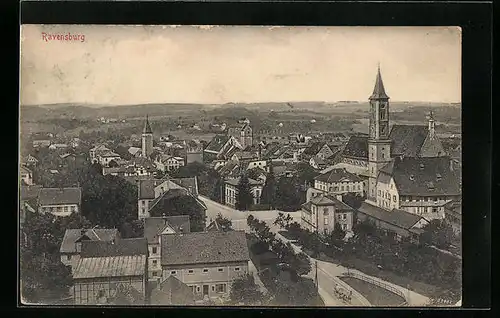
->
[20,185,41,201]
[59,228,118,254]
[380,156,461,196]
[161,230,250,266]
[444,198,462,216]
[342,135,369,159]
[150,275,195,305]
[128,147,141,155]
[358,202,424,230]
[80,237,148,258]
[38,187,82,206]
[303,142,327,156]
[205,135,230,153]
[389,125,428,157]
[369,67,389,100]
[138,177,197,199]
[309,194,354,211]
[144,216,191,244]
[20,166,32,174]
[225,177,263,187]
[314,168,363,183]
[148,188,206,217]
[73,255,146,279]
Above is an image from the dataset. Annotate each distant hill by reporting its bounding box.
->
[20,101,461,121]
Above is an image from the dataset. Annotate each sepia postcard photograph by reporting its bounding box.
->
[19,25,462,307]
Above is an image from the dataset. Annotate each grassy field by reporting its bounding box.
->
[340,276,405,306]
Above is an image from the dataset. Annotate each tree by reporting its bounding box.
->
[229,274,264,305]
[211,177,225,203]
[275,177,303,212]
[261,163,277,209]
[328,222,346,248]
[108,160,119,168]
[296,162,320,187]
[215,213,233,231]
[172,162,221,198]
[421,219,454,248]
[20,212,74,303]
[120,218,145,238]
[236,174,253,211]
[273,212,293,229]
[342,192,364,210]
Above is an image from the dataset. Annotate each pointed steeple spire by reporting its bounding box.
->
[369,64,389,100]
[143,115,153,134]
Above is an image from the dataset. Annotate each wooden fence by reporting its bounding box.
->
[341,271,408,306]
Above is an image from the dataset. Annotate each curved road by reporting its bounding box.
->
[199,195,430,307]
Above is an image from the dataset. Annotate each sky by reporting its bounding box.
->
[20,25,461,106]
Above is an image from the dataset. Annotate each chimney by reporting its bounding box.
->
[450,159,454,171]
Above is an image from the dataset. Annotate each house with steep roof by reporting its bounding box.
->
[59,228,120,272]
[204,134,244,162]
[144,215,191,282]
[20,166,33,186]
[137,177,201,219]
[149,275,195,305]
[357,202,430,243]
[72,237,148,305]
[309,155,328,170]
[37,187,82,217]
[160,231,250,301]
[153,154,185,172]
[224,177,264,209]
[302,142,335,161]
[301,193,355,235]
[22,154,39,167]
[227,122,253,149]
[375,156,461,220]
[89,144,111,163]
[128,146,142,158]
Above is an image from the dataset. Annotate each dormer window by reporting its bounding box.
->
[419,164,425,170]
[409,175,415,181]
[436,173,442,181]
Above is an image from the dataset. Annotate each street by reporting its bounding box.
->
[200,195,430,307]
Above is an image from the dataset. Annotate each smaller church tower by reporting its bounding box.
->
[367,65,392,203]
[142,115,153,158]
[428,110,436,140]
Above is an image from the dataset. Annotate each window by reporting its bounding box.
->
[188,269,194,274]
[67,254,72,261]
[216,283,227,293]
[323,208,329,215]
[64,206,69,212]
[203,269,209,273]
[324,217,328,225]
[432,207,439,213]
[152,247,157,254]
[212,285,215,292]
[152,260,157,266]
[142,201,145,206]
[358,185,361,190]
[393,195,396,202]
[341,186,344,191]
[171,271,177,275]
[341,224,347,231]
[234,267,240,271]
[152,271,158,277]
[196,286,201,292]
[218,268,224,272]
[190,286,196,294]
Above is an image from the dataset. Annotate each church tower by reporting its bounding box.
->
[142,115,153,158]
[367,65,392,202]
